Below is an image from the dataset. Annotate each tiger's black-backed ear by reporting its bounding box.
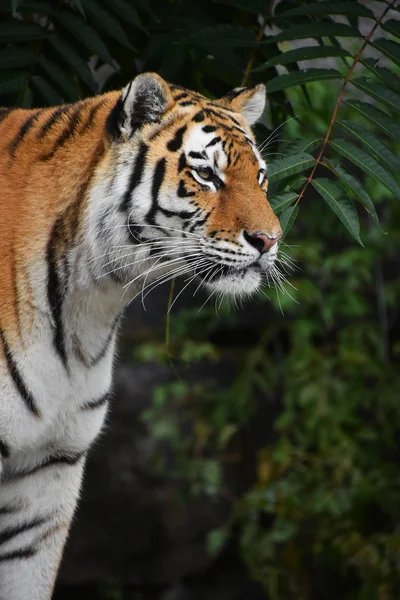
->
[220,84,266,126]
[107,72,174,139]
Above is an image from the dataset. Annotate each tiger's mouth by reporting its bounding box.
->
[136,237,284,300]
[190,257,266,298]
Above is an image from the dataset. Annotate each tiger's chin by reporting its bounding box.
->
[201,265,263,299]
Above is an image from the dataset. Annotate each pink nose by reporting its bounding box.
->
[244,231,282,253]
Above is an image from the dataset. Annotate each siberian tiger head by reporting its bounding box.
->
[93,72,282,301]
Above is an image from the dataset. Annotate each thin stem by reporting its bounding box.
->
[165,278,176,353]
[295,0,396,207]
[241,21,265,87]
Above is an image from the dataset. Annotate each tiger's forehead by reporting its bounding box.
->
[141,86,264,172]
[183,122,263,172]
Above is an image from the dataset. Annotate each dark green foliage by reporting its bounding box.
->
[2,1,400,598]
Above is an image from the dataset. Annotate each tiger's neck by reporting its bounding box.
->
[0,94,137,363]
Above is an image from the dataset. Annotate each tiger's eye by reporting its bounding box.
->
[197,167,212,180]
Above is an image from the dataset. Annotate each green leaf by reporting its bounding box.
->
[269,192,298,214]
[0,47,37,68]
[213,0,268,14]
[268,153,315,183]
[311,178,362,245]
[108,0,148,33]
[285,138,321,154]
[330,138,400,197]
[330,161,380,227]
[267,69,341,93]
[351,77,400,114]
[48,35,97,92]
[17,84,33,108]
[360,57,400,93]
[184,24,257,47]
[0,21,43,42]
[82,0,133,49]
[337,120,400,174]
[0,73,25,95]
[254,46,351,71]
[135,0,159,22]
[55,11,113,64]
[40,57,79,102]
[71,0,85,17]
[279,1,374,18]
[208,527,229,557]
[11,0,22,15]
[263,23,360,44]
[280,204,299,240]
[344,100,400,141]
[30,76,59,106]
[19,1,54,12]
[381,19,400,39]
[32,75,62,106]
[282,175,307,193]
[370,38,400,69]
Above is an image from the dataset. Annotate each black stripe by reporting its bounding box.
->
[178,179,195,198]
[178,153,187,172]
[0,506,19,515]
[192,111,205,122]
[80,99,107,134]
[8,111,41,156]
[167,125,187,152]
[84,318,118,367]
[119,142,148,213]
[40,103,85,160]
[204,107,242,126]
[204,107,228,121]
[188,151,205,160]
[158,207,196,220]
[203,125,217,133]
[91,320,118,366]
[38,105,70,137]
[206,136,221,148]
[0,516,47,547]
[81,392,110,411]
[127,220,143,243]
[0,546,37,561]
[187,210,211,233]
[222,88,245,101]
[8,452,85,481]
[0,441,10,459]
[173,92,189,101]
[0,330,40,418]
[147,158,166,225]
[46,221,68,370]
[179,101,194,107]
[152,158,166,201]
[232,151,240,166]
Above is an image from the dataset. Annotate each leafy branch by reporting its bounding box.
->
[295,0,397,208]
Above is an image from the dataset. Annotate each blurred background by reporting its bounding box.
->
[1,0,400,598]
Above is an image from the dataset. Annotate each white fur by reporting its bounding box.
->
[240,84,266,125]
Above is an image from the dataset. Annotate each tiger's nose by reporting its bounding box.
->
[243,231,282,253]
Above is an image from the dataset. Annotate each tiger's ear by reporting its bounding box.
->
[107,72,174,139]
[220,84,266,126]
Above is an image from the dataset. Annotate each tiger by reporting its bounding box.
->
[0,72,282,599]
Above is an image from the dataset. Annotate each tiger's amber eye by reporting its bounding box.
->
[197,167,212,180]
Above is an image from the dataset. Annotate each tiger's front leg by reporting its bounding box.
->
[0,456,86,600]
